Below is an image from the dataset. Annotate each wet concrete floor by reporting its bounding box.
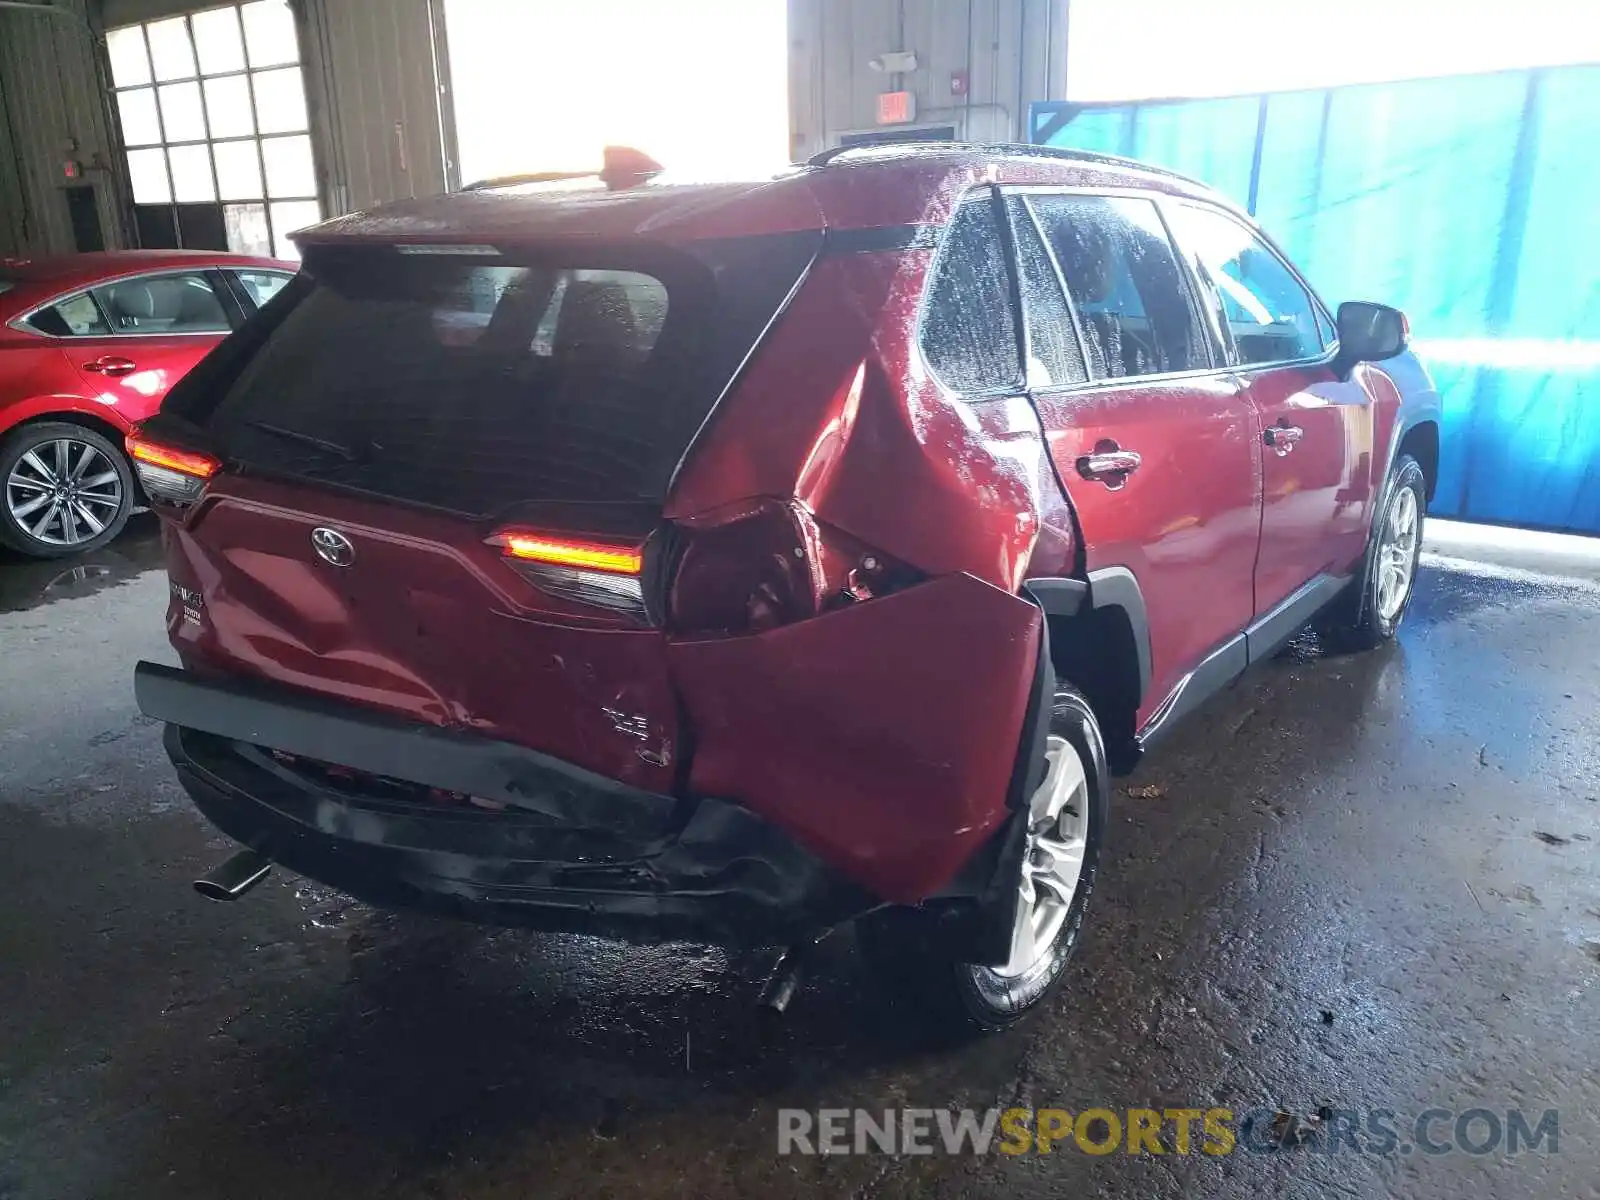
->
[3,514,1599,1199]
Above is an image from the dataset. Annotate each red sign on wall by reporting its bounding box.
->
[876,90,917,125]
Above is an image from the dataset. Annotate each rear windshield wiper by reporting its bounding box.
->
[244,420,360,462]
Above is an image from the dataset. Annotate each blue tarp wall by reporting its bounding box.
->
[1031,66,1600,534]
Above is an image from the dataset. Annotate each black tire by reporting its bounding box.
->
[0,422,135,559]
[1321,453,1427,651]
[860,683,1110,1034]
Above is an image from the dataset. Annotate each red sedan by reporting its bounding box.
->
[0,250,295,557]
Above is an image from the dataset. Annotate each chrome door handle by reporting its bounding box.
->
[83,356,137,377]
[1264,424,1304,454]
[1076,448,1142,485]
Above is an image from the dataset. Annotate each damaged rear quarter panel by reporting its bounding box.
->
[665,239,1069,902]
[667,574,1042,903]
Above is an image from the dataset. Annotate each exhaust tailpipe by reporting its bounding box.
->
[194,848,273,901]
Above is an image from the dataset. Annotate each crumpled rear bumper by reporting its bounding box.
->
[140,662,871,946]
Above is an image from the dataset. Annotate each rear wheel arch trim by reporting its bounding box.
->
[1085,566,1152,706]
[1024,568,1151,708]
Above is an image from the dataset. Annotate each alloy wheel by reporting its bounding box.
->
[1376,484,1420,621]
[4,437,125,548]
[990,733,1090,978]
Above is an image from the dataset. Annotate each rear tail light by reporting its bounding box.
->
[488,506,921,631]
[667,500,921,635]
[487,529,647,618]
[126,431,220,506]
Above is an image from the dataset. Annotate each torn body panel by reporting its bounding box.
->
[667,250,1074,589]
[668,573,1042,903]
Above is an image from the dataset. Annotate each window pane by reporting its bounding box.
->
[1166,204,1323,366]
[233,269,294,308]
[158,81,207,142]
[168,143,216,202]
[191,6,247,75]
[1007,196,1087,390]
[261,134,315,198]
[116,87,163,147]
[240,0,300,68]
[95,273,230,334]
[127,147,172,203]
[251,67,308,133]
[268,200,321,259]
[203,75,255,139]
[214,140,263,201]
[106,26,152,88]
[919,198,1021,396]
[1032,195,1207,379]
[225,203,273,256]
[145,16,197,82]
[28,294,109,337]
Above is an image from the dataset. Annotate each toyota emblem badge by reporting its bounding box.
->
[310,526,355,567]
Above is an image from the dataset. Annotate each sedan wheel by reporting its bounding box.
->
[0,424,134,558]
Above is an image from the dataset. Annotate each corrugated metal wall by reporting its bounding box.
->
[788,0,1066,157]
[0,0,125,257]
[3,0,1060,257]
[1,0,448,257]
[301,0,451,213]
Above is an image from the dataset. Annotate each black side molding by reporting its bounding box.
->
[133,660,675,828]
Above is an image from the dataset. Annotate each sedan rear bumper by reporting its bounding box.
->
[138,661,871,945]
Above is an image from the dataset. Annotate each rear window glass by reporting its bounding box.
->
[193,236,818,516]
[27,293,110,337]
[919,194,1022,397]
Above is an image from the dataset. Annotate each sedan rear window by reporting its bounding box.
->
[26,293,110,337]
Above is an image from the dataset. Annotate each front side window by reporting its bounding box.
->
[1165,203,1324,367]
[26,293,111,337]
[919,195,1022,396]
[1030,194,1207,380]
[92,272,230,334]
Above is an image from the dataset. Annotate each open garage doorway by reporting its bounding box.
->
[442,0,789,185]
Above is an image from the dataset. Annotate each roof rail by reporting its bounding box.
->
[462,146,666,193]
[804,140,1197,185]
[462,170,593,191]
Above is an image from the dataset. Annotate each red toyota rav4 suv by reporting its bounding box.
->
[133,144,1439,1030]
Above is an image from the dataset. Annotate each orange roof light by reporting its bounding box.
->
[127,434,220,479]
[492,531,643,575]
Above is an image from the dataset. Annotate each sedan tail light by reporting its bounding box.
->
[126,431,220,506]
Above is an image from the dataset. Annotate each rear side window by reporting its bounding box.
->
[1030,194,1207,380]
[920,195,1021,396]
[188,233,820,516]
[1164,203,1324,366]
[1006,196,1087,390]
[92,272,230,334]
[26,293,110,337]
[231,269,294,310]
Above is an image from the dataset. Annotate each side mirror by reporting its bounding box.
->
[1333,301,1408,379]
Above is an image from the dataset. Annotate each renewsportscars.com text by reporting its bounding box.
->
[777,1107,1560,1157]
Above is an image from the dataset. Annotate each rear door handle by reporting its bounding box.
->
[1264,424,1304,454]
[83,356,137,377]
[1076,448,1142,486]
